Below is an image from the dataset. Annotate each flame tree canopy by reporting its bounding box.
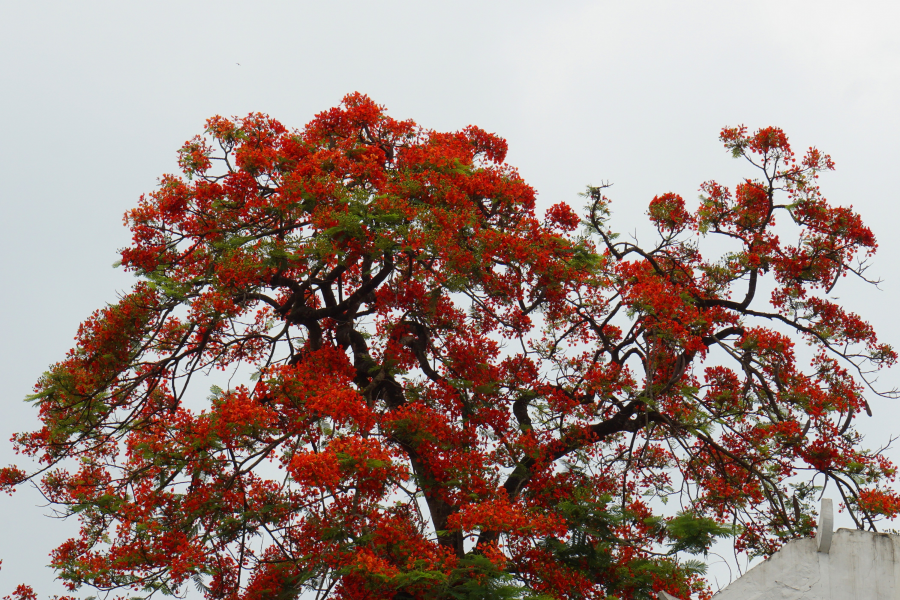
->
[2,93,898,600]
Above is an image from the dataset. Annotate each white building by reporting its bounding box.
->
[661,499,900,600]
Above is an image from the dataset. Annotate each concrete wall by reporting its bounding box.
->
[712,528,900,599]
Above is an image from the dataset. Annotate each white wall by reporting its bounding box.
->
[714,529,900,599]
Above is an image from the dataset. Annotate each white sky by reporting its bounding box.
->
[2,1,900,597]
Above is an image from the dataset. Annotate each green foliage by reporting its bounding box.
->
[663,512,735,556]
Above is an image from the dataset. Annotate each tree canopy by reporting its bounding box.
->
[3,93,898,600]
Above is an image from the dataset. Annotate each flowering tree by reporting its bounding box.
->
[2,94,897,600]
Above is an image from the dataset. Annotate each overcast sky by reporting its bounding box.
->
[2,1,900,597]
